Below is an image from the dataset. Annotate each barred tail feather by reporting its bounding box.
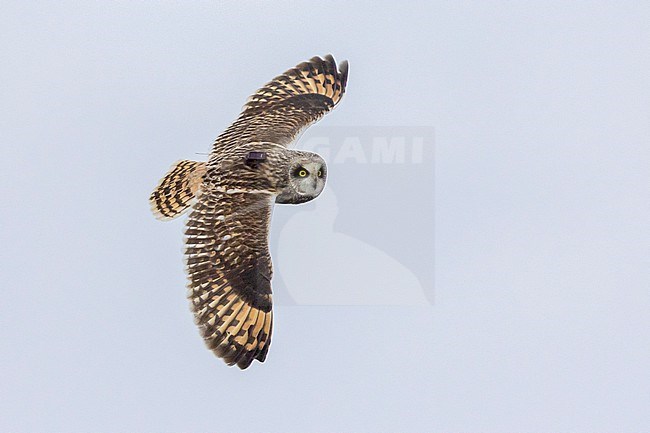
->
[149,160,206,220]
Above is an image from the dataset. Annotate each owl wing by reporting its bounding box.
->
[185,187,274,369]
[212,54,349,153]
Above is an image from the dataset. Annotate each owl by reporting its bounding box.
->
[149,55,349,369]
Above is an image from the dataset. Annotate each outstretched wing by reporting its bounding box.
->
[185,188,274,369]
[212,54,349,153]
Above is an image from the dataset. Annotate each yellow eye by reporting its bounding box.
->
[317,170,322,177]
[298,169,308,177]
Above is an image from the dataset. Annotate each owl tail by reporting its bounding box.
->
[149,160,207,220]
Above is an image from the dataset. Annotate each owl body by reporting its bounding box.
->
[203,142,326,205]
[150,55,348,369]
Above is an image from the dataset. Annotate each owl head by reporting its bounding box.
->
[276,151,327,204]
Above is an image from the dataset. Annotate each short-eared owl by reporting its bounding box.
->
[150,55,349,369]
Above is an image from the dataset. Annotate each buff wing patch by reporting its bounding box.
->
[149,160,207,220]
[189,283,273,368]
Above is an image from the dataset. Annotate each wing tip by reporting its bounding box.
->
[244,54,349,112]
[338,59,349,91]
[322,53,349,100]
[321,53,349,86]
[190,288,273,370]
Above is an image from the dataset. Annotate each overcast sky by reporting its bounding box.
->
[1,2,649,432]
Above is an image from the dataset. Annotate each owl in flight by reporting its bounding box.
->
[149,55,349,369]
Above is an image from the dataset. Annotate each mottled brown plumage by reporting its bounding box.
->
[150,55,348,369]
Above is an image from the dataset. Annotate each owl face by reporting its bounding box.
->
[276,153,327,204]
